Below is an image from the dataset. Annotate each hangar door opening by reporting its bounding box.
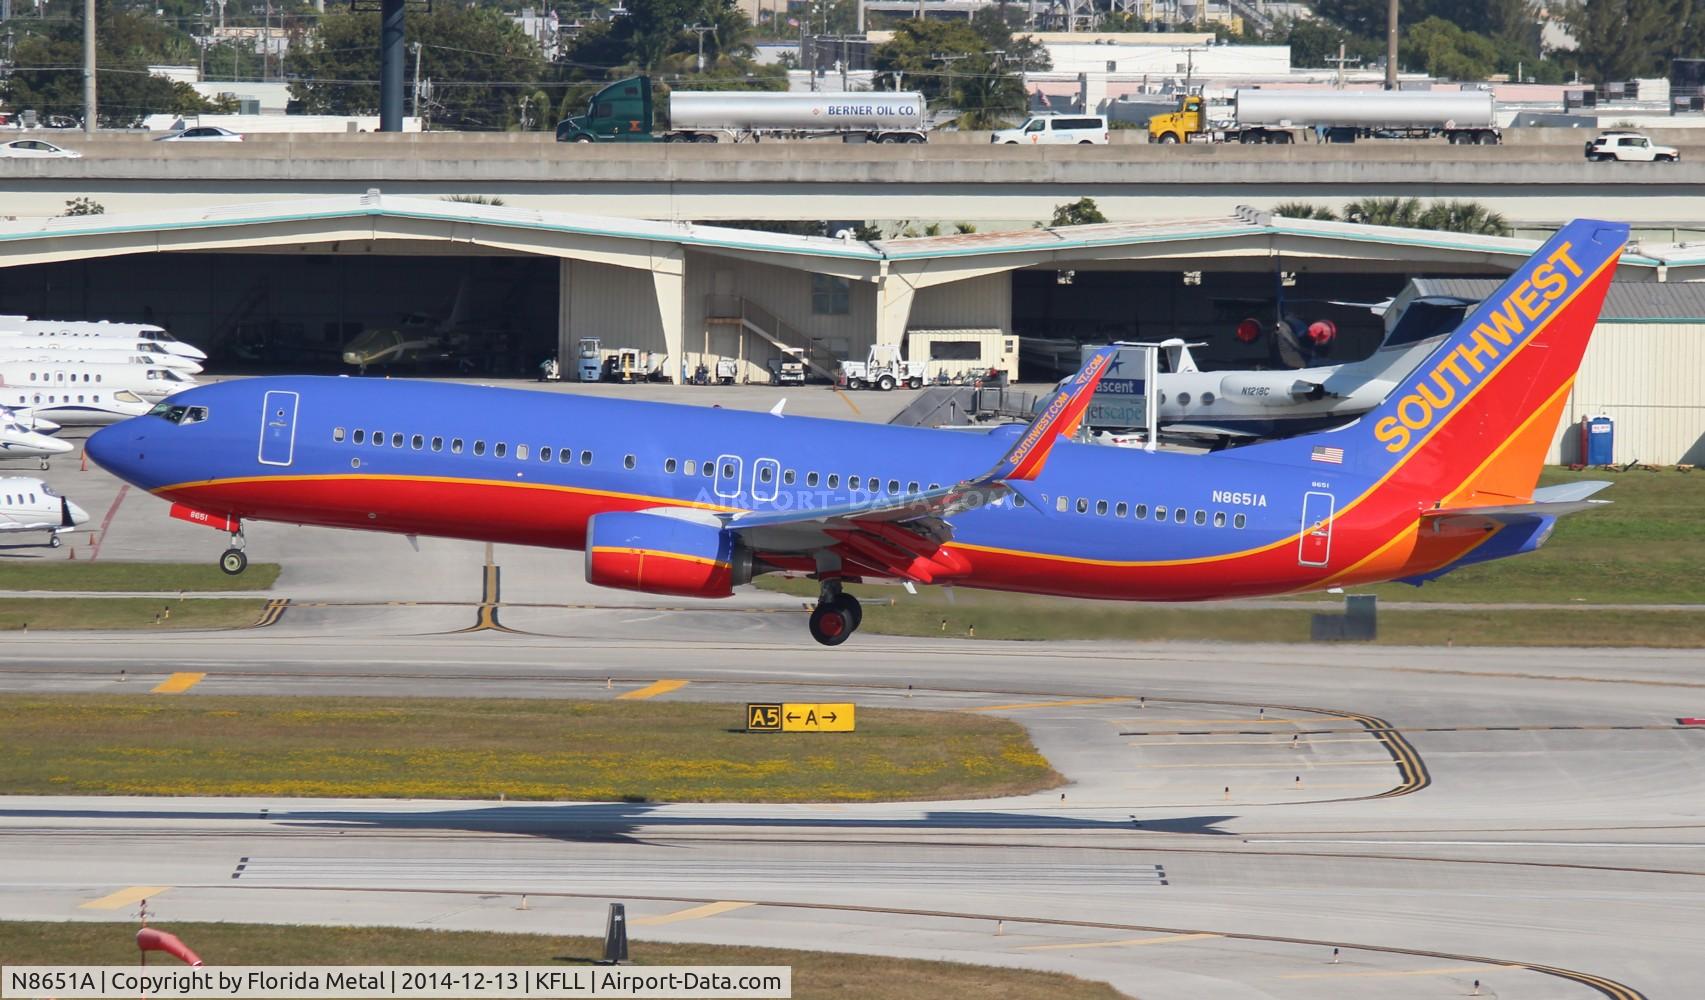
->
[0,252,559,377]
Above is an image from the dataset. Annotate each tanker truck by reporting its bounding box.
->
[1147,90,1500,145]
[555,76,930,144]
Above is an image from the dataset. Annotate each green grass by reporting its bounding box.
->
[0,561,280,592]
[0,922,1124,1000]
[0,598,270,632]
[0,695,1062,802]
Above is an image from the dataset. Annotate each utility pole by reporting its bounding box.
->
[689,23,715,73]
[1325,43,1359,89]
[1384,0,1397,89]
[411,42,422,118]
[81,0,94,135]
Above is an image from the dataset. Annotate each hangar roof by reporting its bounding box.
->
[0,194,1687,280]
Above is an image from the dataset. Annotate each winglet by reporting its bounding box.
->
[986,345,1117,482]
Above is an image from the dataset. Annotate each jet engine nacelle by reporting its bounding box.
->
[584,511,752,599]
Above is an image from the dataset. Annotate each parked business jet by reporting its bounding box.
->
[0,408,74,467]
[0,476,89,547]
[1,405,61,434]
[1132,286,1478,443]
[0,318,207,361]
[88,221,1625,644]
[0,360,197,409]
[0,339,205,374]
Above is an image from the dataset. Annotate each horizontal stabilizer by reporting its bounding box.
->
[1420,492,1611,537]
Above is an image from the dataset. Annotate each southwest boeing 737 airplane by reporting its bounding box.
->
[88,220,1626,645]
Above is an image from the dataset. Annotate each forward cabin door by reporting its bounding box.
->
[1298,490,1335,567]
[258,390,300,467]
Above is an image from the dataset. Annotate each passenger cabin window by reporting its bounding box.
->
[1155,506,1167,521]
[473,441,486,456]
[580,450,592,465]
[1234,513,1248,529]
[1134,504,1147,519]
[333,427,346,442]
[1056,496,1069,513]
[907,481,919,494]
[516,444,528,461]
[494,443,507,458]
[624,454,636,470]
[665,458,677,473]
[1076,498,1088,514]
[541,447,553,462]
[888,479,900,494]
[1116,502,1128,517]
[560,448,573,463]
[806,472,819,487]
[1174,508,1187,524]
[683,459,695,476]
[432,437,444,452]
[758,466,774,483]
[827,474,839,489]
[372,431,384,448]
[1195,509,1206,525]
[1096,500,1108,516]
[784,470,796,485]
[1213,511,1226,527]
[849,476,861,490]
[451,438,464,454]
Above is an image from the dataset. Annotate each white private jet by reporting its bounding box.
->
[0,360,197,408]
[0,317,207,362]
[0,476,88,548]
[1,379,158,427]
[1079,284,1477,445]
[0,337,204,374]
[0,408,74,468]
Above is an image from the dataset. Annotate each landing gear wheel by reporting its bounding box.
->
[48,534,62,549]
[839,593,862,632]
[809,600,854,646]
[220,548,248,575]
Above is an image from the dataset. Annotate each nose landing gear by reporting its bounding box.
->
[808,578,863,646]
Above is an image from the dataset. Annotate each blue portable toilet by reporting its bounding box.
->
[1580,415,1614,465]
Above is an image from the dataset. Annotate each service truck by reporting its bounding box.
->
[1147,90,1500,145]
[555,76,929,144]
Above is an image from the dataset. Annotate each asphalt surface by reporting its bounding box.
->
[2,379,1701,999]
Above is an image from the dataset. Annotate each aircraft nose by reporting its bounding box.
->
[84,422,142,484]
[43,435,75,455]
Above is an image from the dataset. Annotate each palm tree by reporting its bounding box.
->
[1417,200,1513,237]
[1340,197,1424,228]
[1271,202,1337,221]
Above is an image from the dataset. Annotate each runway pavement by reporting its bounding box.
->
[3,383,1703,998]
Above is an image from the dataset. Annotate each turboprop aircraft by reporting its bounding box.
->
[87,220,1626,645]
[0,476,89,547]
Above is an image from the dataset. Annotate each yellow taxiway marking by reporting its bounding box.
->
[1128,738,1374,748]
[1129,760,1393,769]
[1282,964,1507,980]
[1019,933,1222,952]
[617,679,689,700]
[629,901,754,927]
[80,886,170,910]
[151,673,206,694]
[964,696,1133,713]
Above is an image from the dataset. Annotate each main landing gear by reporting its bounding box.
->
[219,527,248,576]
[808,578,863,646]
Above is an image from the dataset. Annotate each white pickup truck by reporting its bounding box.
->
[1584,131,1680,162]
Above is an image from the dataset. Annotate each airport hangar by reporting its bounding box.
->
[0,192,1701,464]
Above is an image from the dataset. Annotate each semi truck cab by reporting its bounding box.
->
[1147,96,1204,144]
[555,78,655,143]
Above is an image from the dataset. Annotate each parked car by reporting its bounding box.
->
[154,126,244,142]
[1584,131,1679,162]
[992,115,1110,145]
[0,139,79,158]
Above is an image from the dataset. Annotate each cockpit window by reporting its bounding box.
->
[147,402,208,425]
[41,483,59,497]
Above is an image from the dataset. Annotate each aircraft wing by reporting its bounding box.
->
[718,346,1119,584]
[1419,481,1613,537]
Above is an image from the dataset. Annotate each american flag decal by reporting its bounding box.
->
[1310,445,1344,465]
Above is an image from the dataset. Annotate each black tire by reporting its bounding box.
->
[48,534,61,549]
[903,135,924,144]
[1079,140,1093,144]
[878,134,899,143]
[808,601,854,646]
[1159,133,1179,144]
[847,377,864,391]
[907,377,924,389]
[1659,154,1676,162]
[877,374,896,391]
[1003,140,1018,145]
[695,134,717,143]
[839,593,863,631]
[220,549,248,575]
[573,136,592,143]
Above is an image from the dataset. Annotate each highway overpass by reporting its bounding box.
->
[3,132,1704,240]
